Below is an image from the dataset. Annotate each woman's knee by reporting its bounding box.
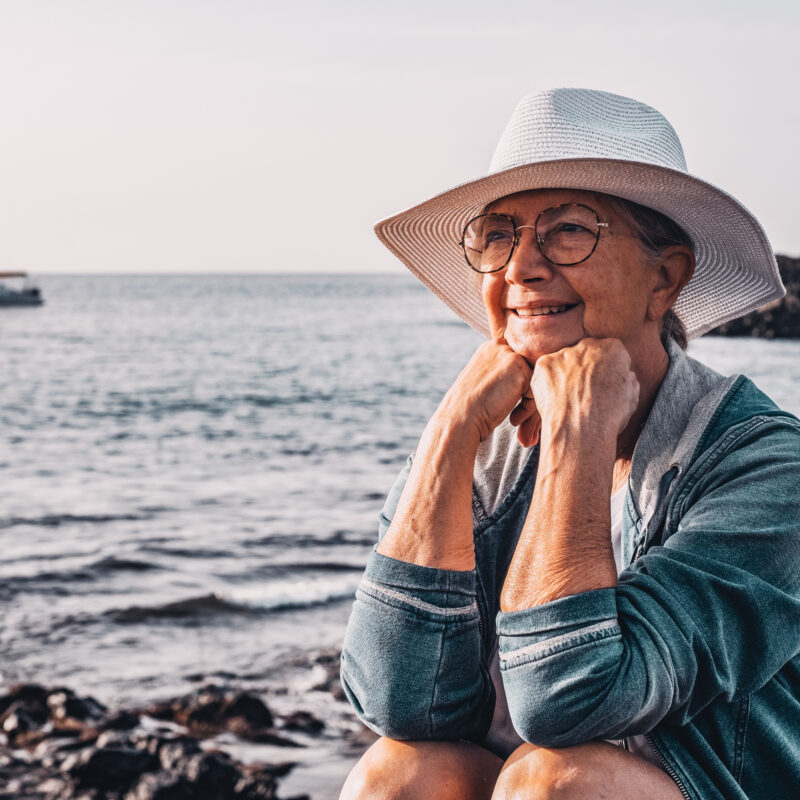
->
[492,742,596,800]
[492,740,682,800]
[339,737,502,800]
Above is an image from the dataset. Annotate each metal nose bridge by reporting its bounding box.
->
[513,224,543,247]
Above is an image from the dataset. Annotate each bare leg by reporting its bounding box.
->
[339,737,504,800]
[492,741,685,800]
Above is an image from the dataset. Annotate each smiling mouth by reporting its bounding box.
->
[511,303,579,317]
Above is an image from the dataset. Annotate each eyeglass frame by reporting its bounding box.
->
[457,202,611,274]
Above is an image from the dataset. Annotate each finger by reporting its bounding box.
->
[517,412,541,448]
[509,394,537,427]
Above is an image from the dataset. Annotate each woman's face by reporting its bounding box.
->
[481,189,661,364]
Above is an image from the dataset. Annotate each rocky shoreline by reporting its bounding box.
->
[709,254,800,338]
[0,649,375,800]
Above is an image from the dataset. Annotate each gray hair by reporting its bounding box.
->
[602,196,693,350]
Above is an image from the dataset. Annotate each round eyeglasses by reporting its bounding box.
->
[458,203,610,274]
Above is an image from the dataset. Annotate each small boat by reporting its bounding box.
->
[0,272,44,307]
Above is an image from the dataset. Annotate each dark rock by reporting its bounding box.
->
[1,690,50,729]
[307,648,347,701]
[157,736,202,771]
[131,734,165,758]
[255,762,297,779]
[178,751,239,798]
[103,710,140,731]
[223,693,273,729]
[227,724,300,747]
[184,689,227,727]
[0,683,48,725]
[233,766,278,799]
[62,746,157,792]
[280,711,324,735]
[94,730,132,748]
[709,254,800,338]
[0,681,309,800]
[4,683,50,708]
[124,770,194,800]
[47,691,106,725]
[2,704,39,738]
[145,687,277,742]
[34,735,90,759]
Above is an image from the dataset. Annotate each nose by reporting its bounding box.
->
[503,227,555,285]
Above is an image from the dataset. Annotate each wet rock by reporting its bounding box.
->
[94,730,132,749]
[103,710,140,731]
[233,768,278,800]
[0,683,50,714]
[47,691,106,726]
[145,686,280,742]
[223,692,273,729]
[2,703,38,738]
[227,725,300,747]
[156,736,202,771]
[124,770,194,800]
[61,746,157,792]
[0,681,311,800]
[280,711,324,735]
[178,751,239,797]
[309,649,347,701]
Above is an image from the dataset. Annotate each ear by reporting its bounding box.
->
[646,246,695,321]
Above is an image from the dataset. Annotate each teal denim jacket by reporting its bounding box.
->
[341,342,800,800]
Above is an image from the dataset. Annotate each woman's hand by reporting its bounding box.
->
[436,337,538,446]
[531,337,640,458]
[501,338,641,610]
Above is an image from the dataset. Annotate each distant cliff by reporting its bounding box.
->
[709,254,800,338]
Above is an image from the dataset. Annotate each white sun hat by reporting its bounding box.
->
[374,88,784,340]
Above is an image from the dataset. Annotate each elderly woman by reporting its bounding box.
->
[338,89,800,799]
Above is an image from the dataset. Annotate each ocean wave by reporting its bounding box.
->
[243,530,376,549]
[71,391,336,421]
[91,555,161,574]
[107,575,361,623]
[5,555,160,587]
[225,575,361,612]
[0,512,153,530]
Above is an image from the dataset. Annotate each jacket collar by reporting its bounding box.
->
[629,338,736,531]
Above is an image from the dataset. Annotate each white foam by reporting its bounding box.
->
[222,574,361,613]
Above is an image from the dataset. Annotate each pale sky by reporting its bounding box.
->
[0,0,798,273]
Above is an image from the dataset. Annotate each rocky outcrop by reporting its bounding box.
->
[709,254,800,338]
[0,683,318,800]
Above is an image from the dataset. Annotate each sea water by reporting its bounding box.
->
[2,274,799,795]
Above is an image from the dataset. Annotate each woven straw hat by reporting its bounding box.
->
[375,88,784,340]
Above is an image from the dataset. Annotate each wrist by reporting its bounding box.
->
[428,403,483,451]
[539,419,617,465]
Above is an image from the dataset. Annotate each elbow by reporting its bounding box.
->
[510,711,590,749]
[502,656,634,747]
[340,655,431,740]
[340,646,492,742]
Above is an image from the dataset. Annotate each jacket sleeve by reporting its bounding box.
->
[495,416,800,747]
[340,455,493,741]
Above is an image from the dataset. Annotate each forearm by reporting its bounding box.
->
[501,428,618,610]
[376,409,480,571]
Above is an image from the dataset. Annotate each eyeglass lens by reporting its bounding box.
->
[461,205,601,273]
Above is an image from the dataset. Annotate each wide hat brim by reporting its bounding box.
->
[374,157,784,340]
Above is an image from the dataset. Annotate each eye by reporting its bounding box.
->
[553,222,593,235]
[485,229,513,244]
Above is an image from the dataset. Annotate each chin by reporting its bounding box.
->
[505,332,584,363]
